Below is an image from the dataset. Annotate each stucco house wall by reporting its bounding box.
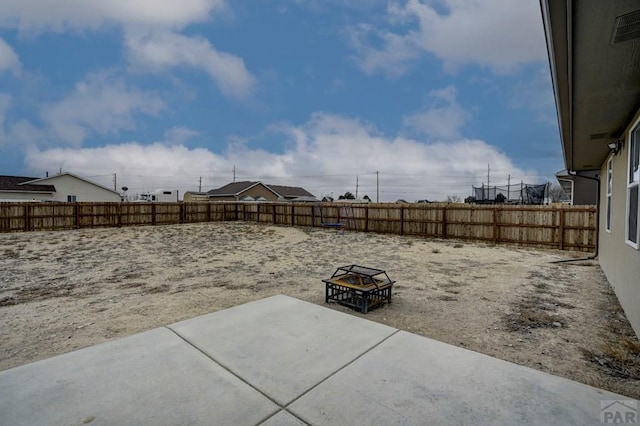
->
[540,0,640,338]
[209,183,279,202]
[572,174,599,205]
[237,184,279,201]
[183,192,210,202]
[34,174,122,202]
[598,109,640,335]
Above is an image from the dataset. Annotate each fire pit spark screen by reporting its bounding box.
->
[323,265,395,313]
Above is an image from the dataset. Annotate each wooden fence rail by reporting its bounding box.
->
[0,202,597,251]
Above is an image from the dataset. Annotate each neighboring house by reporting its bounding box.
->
[0,173,121,202]
[555,170,598,205]
[0,176,56,201]
[207,181,317,202]
[541,1,640,336]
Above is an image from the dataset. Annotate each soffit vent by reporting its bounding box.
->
[612,10,640,44]
[590,133,607,140]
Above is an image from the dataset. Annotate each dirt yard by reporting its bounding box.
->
[1,221,639,399]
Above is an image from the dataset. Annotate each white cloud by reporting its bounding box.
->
[0,0,227,33]
[26,113,535,201]
[0,95,40,150]
[8,120,42,150]
[26,143,225,189]
[0,37,20,75]
[347,23,420,78]
[125,31,256,99]
[509,66,556,126]
[403,85,470,139]
[41,72,166,146]
[350,0,546,76]
[1,2,255,98]
[164,126,200,146]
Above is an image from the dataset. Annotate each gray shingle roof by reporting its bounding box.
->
[207,181,260,196]
[267,184,315,198]
[0,176,56,193]
[208,181,315,198]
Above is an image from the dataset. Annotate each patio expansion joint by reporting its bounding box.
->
[165,325,304,425]
[281,328,401,410]
[165,324,400,426]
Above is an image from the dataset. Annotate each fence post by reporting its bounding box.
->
[291,204,295,226]
[24,204,30,232]
[400,206,405,236]
[256,203,260,223]
[311,205,315,227]
[75,203,80,229]
[365,206,369,232]
[273,204,277,224]
[235,203,239,221]
[151,203,156,226]
[441,206,448,238]
[120,203,126,228]
[493,207,498,243]
[207,202,211,222]
[558,207,565,250]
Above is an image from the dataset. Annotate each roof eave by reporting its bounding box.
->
[540,0,573,171]
[0,189,55,194]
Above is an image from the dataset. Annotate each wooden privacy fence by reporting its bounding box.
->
[0,202,596,251]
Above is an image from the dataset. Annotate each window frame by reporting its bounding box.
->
[67,195,77,203]
[606,156,613,233]
[626,121,640,248]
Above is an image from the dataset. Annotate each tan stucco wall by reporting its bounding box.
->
[184,192,210,202]
[239,184,279,201]
[572,174,598,205]
[598,110,640,338]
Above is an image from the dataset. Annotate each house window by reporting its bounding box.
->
[606,157,613,232]
[67,195,77,202]
[627,124,640,247]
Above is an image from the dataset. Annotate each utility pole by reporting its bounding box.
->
[376,171,379,203]
[355,175,359,199]
[199,176,202,192]
[113,173,117,191]
[486,163,490,200]
[507,174,511,201]
[233,165,236,183]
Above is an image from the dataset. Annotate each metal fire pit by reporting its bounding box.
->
[323,265,395,313]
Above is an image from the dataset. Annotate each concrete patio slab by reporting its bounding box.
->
[169,295,397,405]
[1,295,636,426]
[288,330,629,426]
[259,410,307,426]
[0,327,279,426]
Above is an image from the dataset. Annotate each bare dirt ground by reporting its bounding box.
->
[1,221,639,399]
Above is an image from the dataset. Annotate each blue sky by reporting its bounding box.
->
[0,0,561,201]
